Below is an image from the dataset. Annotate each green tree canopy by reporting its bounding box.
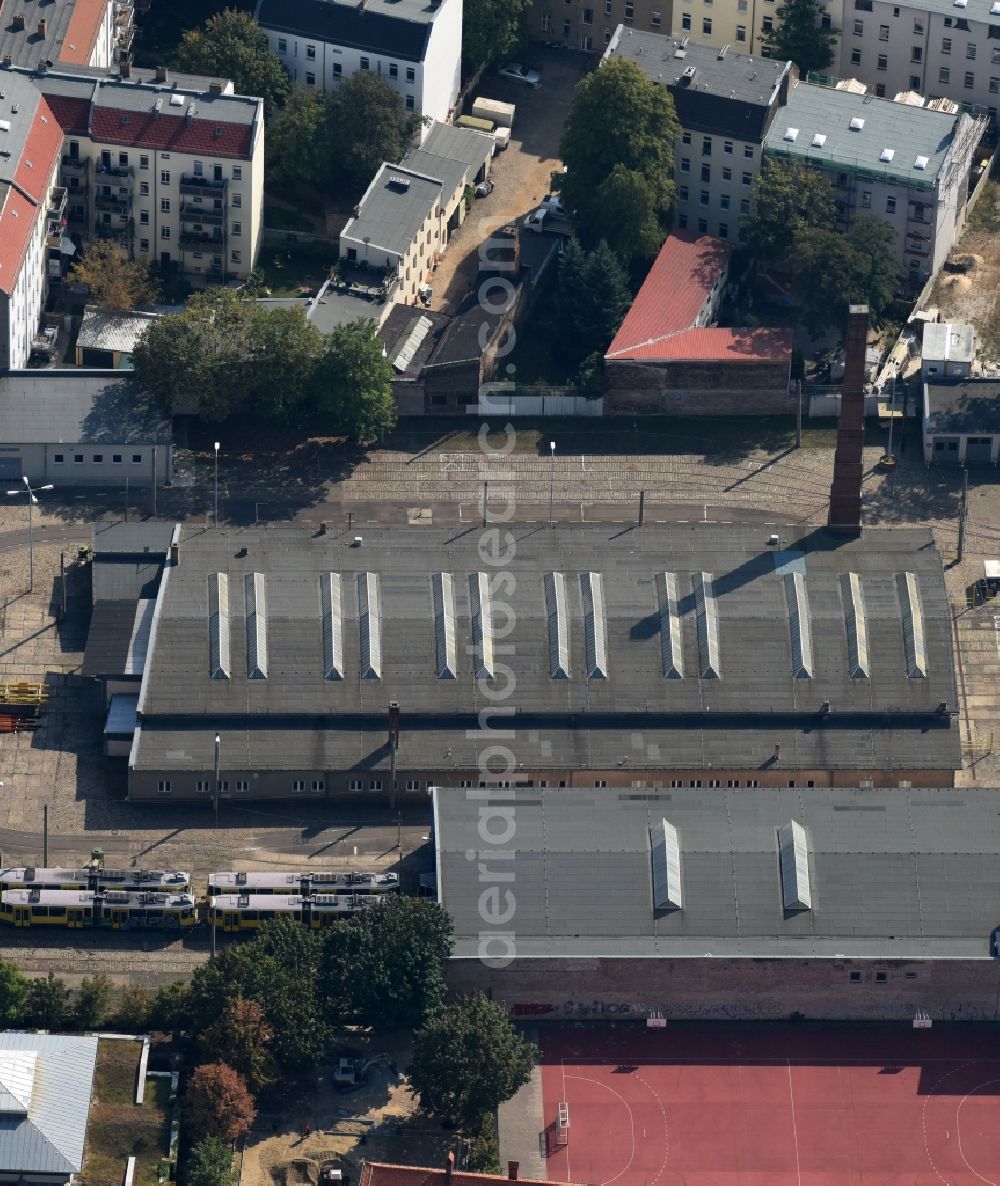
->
[327,74,421,195]
[0,958,27,1028]
[149,980,192,1034]
[24,974,69,1030]
[321,897,453,1030]
[313,319,397,442]
[763,0,839,76]
[408,994,536,1128]
[74,974,112,1030]
[559,59,678,264]
[69,241,158,312]
[741,157,838,261]
[789,217,900,331]
[556,239,631,364]
[200,996,275,1094]
[176,10,290,116]
[113,985,152,1031]
[463,0,530,68]
[187,1136,235,1186]
[185,1063,256,1143]
[266,87,327,195]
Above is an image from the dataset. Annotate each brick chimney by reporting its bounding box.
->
[38,17,47,37]
[444,1152,454,1185]
[154,64,167,83]
[507,1162,520,1181]
[209,81,223,94]
[120,59,130,78]
[11,15,25,31]
[827,304,869,535]
[388,700,400,748]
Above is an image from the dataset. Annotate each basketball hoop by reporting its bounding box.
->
[647,1007,667,1028]
[556,1101,570,1146]
[913,1008,933,1029]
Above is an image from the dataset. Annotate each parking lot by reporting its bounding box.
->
[429,48,592,312]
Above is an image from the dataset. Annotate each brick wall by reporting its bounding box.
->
[605,358,793,415]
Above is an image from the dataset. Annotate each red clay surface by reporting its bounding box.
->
[540,1024,1000,1186]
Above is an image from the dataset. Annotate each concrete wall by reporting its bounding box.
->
[605,358,794,414]
[7,441,171,485]
[448,954,1000,1022]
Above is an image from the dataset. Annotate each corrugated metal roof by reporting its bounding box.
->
[841,572,870,679]
[208,572,230,680]
[580,572,608,680]
[320,573,344,681]
[896,571,927,679]
[431,573,457,680]
[245,572,268,681]
[650,818,682,911]
[358,572,382,680]
[656,572,683,679]
[544,572,570,680]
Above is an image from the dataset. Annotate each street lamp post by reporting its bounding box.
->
[213,442,221,526]
[6,476,54,594]
[548,440,556,527]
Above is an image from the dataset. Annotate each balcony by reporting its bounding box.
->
[95,223,129,243]
[45,220,64,249]
[95,193,130,213]
[180,231,225,250]
[114,0,133,26]
[180,174,227,197]
[180,203,225,225]
[96,163,133,181]
[116,24,135,56]
[61,155,89,177]
[47,186,67,222]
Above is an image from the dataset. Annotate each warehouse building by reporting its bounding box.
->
[435,784,1000,1021]
[120,522,960,801]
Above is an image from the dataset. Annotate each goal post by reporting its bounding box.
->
[913,1008,933,1029]
[556,1101,570,1146]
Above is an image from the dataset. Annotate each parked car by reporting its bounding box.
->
[541,193,567,217]
[475,178,495,198]
[498,62,541,87]
[524,207,549,232]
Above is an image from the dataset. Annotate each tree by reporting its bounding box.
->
[845,215,901,315]
[266,87,327,195]
[0,958,27,1027]
[200,997,275,1094]
[327,74,420,196]
[185,1063,256,1143]
[408,994,536,1128]
[187,1136,234,1186]
[322,897,453,1030]
[74,974,112,1030]
[149,981,191,1034]
[556,239,630,363]
[114,985,152,1031]
[741,157,837,261]
[314,320,397,442]
[69,241,158,312]
[763,0,838,76]
[560,59,678,263]
[463,0,530,68]
[24,973,69,1030]
[788,217,900,332]
[176,10,290,116]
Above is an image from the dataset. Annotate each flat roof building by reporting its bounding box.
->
[923,378,1000,464]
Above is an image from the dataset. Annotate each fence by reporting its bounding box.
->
[475,386,604,416]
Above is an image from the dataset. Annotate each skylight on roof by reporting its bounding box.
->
[993,1,1000,14]
[169,93,184,106]
[812,132,827,147]
[914,154,929,170]
[784,127,799,141]
[849,116,865,131]
[880,147,895,162]
[954,0,968,8]
[0,121,9,133]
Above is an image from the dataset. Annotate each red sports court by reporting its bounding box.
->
[540,1023,1000,1186]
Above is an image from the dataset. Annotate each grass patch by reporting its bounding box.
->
[968,180,1000,234]
[263,205,315,234]
[81,1042,170,1186]
[256,245,338,297]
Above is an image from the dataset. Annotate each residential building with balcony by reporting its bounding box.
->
[763,79,986,281]
[0,0,135,71]
[0,74,65,371]
[17,65,265,280]
[256,0,461,133]
[605,29,794,240]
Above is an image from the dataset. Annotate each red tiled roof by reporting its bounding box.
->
[41,93,92,135]
[0,96,63,296]
[0,186,39,297]
[605,231,790,365]
[60,0,107,65]
[358,1163,578,1186]
[90,108,253,158]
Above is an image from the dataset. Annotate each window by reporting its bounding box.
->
[233,166,242,180]
[680,157,690,172]
[139,238,149,252]
[723,140,734,154]
[875,971,888,984]
[91,453,103,464]
[389,62,398,77]
[605,0,611,11]
[679,185,689,201]
[911,45,922,61]
[405,67,415,81]
[160,227,170,240]
[563,19,570,34]
[624,0,634,15]
[861,190,871,208]
[651,8,661,22]
[159,170,171,187]
[235,779,249,793]
[305,71,316,85]
[332,62,342,77]
[541,10,551,25]
[738,0,747,9]
[736,23,746,39]
[118,151,128,167]
[821,12,831,28]
[991,76,1000,92]
[910,74,921,88]
[742,171,752,185]
[744,143,754,158]
[966,70,975,87]
[682,130,691,144]
[699,190,709,205]
[360,56,370,69]
[878,52,887,68]
[875,82,886,95]
[677,212,688,227]
[112,454,122,463]
[139,153,149,170]
[349,779,362,791]
[232,193,241,208]
[311,779,324,792]
[278,37,287,51]
[160,198,170,213]
[942,37,952,53]
[74,454,84,463]
[406,779,421,791]
[231,250,241,264]
[232,221,242,237]
[406,94,415,110]
[196,779,210,793]
[702,16,712,33]
[139,210,149,224]
[718,222,728,238]
[853,18,863,33]
[53,454,64,463]
[701,163,711,182]
[728,779,741,788]
[787,780,796,788]
[886,195,896,213]
[140,181,149,196]
[702,135,712,155]
[583,7,592,20]
[940,65,951,81]
[369,779,383,791]
[994,46,1000,61]
[849,971,862,983]
[968,43,977,59]
[306,43,316,58]
[722,165,733,182]
[132,454,142,463]
[957,17,970,30]
[851,47,862,63]
[681,10,691,27]
[913,16,923,32]
[697,217,707,233]
[157,781,171,793]
[944,14,952,23]
[720,193,730,208]
[879,23,888,38]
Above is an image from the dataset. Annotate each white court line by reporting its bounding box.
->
[787,1059,803,1186]
[564,1073,636,1186]
[956,1077,1000,1186]
[561,1058,571,1184]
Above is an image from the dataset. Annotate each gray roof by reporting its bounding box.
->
[0,0,77,71]
[131,524,960,776]
[764,81,962,188]
[77,309,159,354]
[92,522,175,556]
[306,285,388,334]
[340,164,442,260]
[434,785,1000,960]
[419,120,494,173]
[924,379,1000,435]
[923,321,975,364]
[401,149,469,201]
[0,373,172,445]
[0,1034,97,1175]
[82,601,140,677]
[0,75,46,186]
[378,304,450,378]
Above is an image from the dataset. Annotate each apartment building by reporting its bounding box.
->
[256,0,461,131]
[605,29,793,239]
[0,0,134,72]
[836,0,1000,119]
[764,80,985,280]
[14,66,265,280]
[0,74,66,371]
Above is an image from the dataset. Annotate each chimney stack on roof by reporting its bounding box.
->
[444,1153,454,1185]
[209,81,223,94]
[38,18,47,38]
[828,303,869,535]
[154,64,167,83]
[120,60,130,79]
[11,15,25,32]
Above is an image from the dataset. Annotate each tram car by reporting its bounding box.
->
[207,892,377,931]
[0,866,191,893]
[0,888,199,929]
[207,870,399,896]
